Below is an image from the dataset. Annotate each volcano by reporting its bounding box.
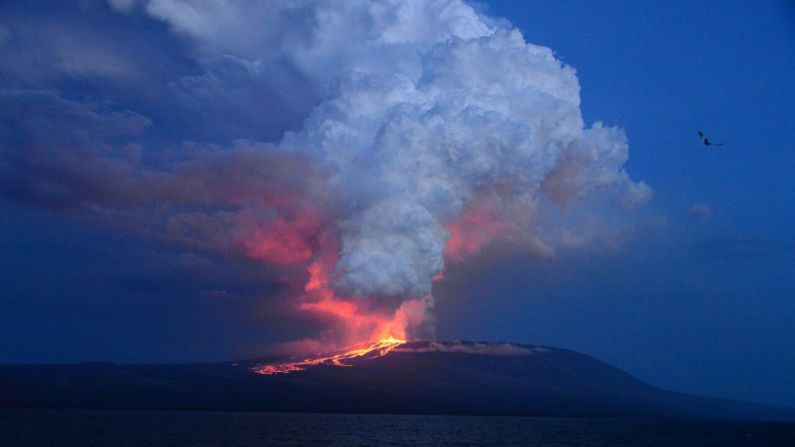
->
[1,341,792,420]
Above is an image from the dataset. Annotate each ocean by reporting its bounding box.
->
[1,409,793,446]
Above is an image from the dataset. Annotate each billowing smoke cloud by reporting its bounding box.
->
[0,0,650,350]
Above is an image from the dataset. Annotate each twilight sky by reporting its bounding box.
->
[1,1,794,408]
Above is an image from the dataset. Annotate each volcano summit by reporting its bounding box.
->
[1,341,791,420]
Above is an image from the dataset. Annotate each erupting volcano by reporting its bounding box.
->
[0,0,651,363]
[221,1,653,357]
[4,0,795,435]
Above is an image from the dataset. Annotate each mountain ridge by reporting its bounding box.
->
[1,340,793,420]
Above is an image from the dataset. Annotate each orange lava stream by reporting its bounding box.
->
[252,337,406,375]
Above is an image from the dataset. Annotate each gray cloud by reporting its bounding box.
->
[688,203,712,221]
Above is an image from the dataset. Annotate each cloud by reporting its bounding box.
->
[107,0,137,13]
[0,90,152,209]
[689,203,712,220]
[0,14,139,84]
[1,0,651,349]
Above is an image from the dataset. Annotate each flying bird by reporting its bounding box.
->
[698,131,724,147]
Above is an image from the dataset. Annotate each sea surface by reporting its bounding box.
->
[1,409,794,446]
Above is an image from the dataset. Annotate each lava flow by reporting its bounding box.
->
[252,337,406,375]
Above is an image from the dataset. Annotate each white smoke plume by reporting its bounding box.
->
[146,2,644,286]
[133,0,649,343]
[3,0,651,348]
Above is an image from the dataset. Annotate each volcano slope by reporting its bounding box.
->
[1,341,792,419]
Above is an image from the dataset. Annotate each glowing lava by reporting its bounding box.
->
[238,203,431,361]
[253,337,406,375]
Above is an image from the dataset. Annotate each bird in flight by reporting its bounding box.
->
[698,131,724,147]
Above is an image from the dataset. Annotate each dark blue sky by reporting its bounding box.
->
[1,0,794,408]
[473,0,795,407]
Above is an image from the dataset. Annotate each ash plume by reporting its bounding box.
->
[0,0,650,350]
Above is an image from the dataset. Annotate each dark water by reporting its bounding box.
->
[1,409,794,446]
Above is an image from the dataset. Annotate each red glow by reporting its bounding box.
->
[445,200,514,262]
[240,204,324,265]
[239,197,514,370]
[244,217,315,265]
[239,198,437,371]
[241,210,425,366]
[299,254,424,343]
